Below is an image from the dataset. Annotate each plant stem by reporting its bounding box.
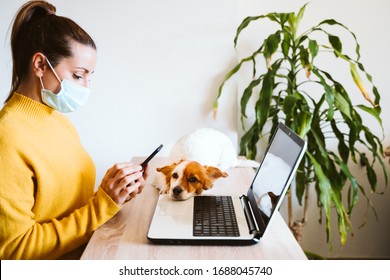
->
[303,183,309,224]
[288,189,293,228]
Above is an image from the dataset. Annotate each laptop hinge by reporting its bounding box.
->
[240,195,259,234]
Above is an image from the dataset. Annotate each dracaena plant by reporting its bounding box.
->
[214,4,388,246]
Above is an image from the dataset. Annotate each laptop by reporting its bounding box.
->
[147,122,307,245]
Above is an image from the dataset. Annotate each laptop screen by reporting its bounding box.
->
[248,123,306,234]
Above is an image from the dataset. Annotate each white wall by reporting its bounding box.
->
[1,0,389,259]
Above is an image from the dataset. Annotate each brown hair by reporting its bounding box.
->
[5,0,96,102]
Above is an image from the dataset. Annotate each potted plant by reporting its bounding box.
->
[213,4,388,246]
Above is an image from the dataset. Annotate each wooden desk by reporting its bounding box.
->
[81,157,307,260]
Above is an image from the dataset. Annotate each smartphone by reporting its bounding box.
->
[140,144,163,170]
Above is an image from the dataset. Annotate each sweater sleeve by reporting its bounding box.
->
[0,184,120,259]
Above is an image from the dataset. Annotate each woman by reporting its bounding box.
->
[0,1,146,259]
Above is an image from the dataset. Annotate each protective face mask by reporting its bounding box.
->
[40,57,91,113]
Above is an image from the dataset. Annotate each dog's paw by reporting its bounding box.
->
[160,188,168,194]
[150,172,166,192]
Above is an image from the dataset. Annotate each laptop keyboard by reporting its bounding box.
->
[193,196,240,237]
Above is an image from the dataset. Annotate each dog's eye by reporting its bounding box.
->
[188,176,198,183]
[172,173,178,179]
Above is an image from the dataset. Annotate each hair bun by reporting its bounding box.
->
[27,1,56,23]
[11,1,56,47]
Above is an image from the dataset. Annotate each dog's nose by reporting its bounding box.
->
[173,187,183,196]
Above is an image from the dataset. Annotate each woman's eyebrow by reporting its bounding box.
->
[75,67,94,74]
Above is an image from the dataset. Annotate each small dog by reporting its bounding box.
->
[152,128,257,200]
[156,160,228,200]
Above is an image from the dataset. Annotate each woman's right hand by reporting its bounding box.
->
[99,162,144,206]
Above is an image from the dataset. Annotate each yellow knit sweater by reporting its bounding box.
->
[0,93,120,259]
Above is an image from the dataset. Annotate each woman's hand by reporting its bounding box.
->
[100,162,146,206]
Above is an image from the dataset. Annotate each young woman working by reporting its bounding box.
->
[0,1,146,259]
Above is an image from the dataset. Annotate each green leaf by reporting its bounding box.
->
[278,12,291,27]
[298,34,308,45]
[255,75,273,131]
[314,18,361,60]
[309,39,319,60]
[307,152,332,243]
[311,68,335,120]
[296,111,312,138]
[333,153,359,213]
[234,13,281,47]
[255,63,280,132]
[282,95,297,119]
[328,35,342,54]
[330,120,349,163]
[295,159,307,205]
[334,90,352,120]
[357,105,382,127]
[264,31,281,65]
[288,13,297,38]
[240,77,262,118]
[359,152,377,192]
[331,190,350,245]
[239,123,259,159]
[214,55,255,115]
[311,130,329,168]
[347,118,360,162]
[299,46,310,68]
[363,125,378,153]
[296,3,309,25]
[234,16,262,47]
[281,30,291,57]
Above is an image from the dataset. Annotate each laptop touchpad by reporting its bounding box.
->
[158,198,193,216]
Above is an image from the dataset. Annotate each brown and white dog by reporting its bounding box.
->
[156,160,228,200]
[152,128,259,200]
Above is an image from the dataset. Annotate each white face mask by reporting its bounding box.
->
[40,57,91,113]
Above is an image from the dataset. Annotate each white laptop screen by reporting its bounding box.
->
[248,123,306,233]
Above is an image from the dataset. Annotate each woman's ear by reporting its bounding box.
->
[31,53,46,78]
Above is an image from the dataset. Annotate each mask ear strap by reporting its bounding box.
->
[45,57,62,83]
[39,77,45,89]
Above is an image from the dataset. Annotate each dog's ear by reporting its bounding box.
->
[204,166,228,180]
[202,166,228,190]
[156,164,175,176]
[156,164,177,185]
